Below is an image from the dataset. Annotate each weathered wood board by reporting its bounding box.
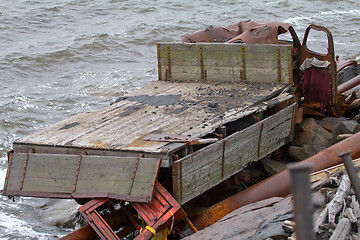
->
[3,152,161,202]
[14,80,287,167]
[158,43,293,84]
[172,103,296,205]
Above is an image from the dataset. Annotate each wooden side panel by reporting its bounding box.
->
[3,153,161,202]
[173,103,296,204]
[158,43,292,84]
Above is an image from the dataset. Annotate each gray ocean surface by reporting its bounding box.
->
[0,0,359,239]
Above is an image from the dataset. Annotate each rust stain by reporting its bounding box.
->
[92,140,109,148]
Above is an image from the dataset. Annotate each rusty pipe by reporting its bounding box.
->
[338,74,360,94]
[188,131,360,233]
[288,163,315,240]
[339,151,360,202]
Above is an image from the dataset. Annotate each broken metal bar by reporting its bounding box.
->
[339,151,360,202]
[288,162,315,240]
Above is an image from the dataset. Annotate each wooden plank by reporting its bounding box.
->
[173,103,296,204]
[159,66,290,83]
[3,153,161,202]
[158,42,292,84]
[14,80,286,165]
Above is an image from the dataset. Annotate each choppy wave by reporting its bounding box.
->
[0,0,359,238]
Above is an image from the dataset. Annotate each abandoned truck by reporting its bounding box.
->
[2,20,359,239]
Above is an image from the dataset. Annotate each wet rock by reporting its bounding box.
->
[319,117,345,132]
[260,158,286,176]
[298,118,332,147]
[40,199,80,228]
[302,144,325,158]
[332,120,359,142]
[288,146,307,162]
[354,124,360,134]
[184,197,293,240]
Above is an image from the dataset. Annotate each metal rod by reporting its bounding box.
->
[338,74,360,94]
[288,162,315,240]
[339,151,360,202]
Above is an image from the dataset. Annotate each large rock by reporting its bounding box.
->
[319,117,345,132]
[260,158,286,176]
[184,197,293,240]
[288,145,325,162]
[302,144,325,158]
[332,120,359,143]
[288,146,307,162]
[297,118,332,147]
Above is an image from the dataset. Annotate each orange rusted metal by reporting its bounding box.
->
[79,199,120,240]
[60,203,133,240]
[181,20,301,47]
[186,131,360,233]
[132,181,188,240]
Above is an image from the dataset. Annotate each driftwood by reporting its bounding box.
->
[314,175,351,232]
[329,218,351,240]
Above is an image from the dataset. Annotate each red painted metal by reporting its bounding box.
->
[79,199,120,240]
[132,181,188,240]
[187,131,360,233]
[60,203,133,240]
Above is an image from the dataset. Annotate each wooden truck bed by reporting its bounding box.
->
[4,42,296,204]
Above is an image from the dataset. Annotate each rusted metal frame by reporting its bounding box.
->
[199,47,206,81]
[288,163,315,240]
[288,46,293,85]
[61,203,133,240]
[188,131,360,232]
[339,151,360,202]
[73,151,86,193]
[132,181,186,240]
[5,190,149,202]
[290,104,298,141]
[157,44,161,80]
[127,154,142,199]
[3,151,14,194]
[165,46,171,80]
[147,159,162,203]
[179,161,183,204]
[19,149,34,191]
[257,122,264,160]
[241,46,246,81]
[301,24,337,106]
[120,202,139,228]
[221,140,227,180]
[172,154,180,201]
[277,48,282,82]
[79,198,120,240]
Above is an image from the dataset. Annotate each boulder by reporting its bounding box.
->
[332,120,359,143]
[288,146,307,162]
[302,144,325,158]
[298,118,332,147]
[260,158,286,176]
[319,117,346,132]
[184,197,293,240]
